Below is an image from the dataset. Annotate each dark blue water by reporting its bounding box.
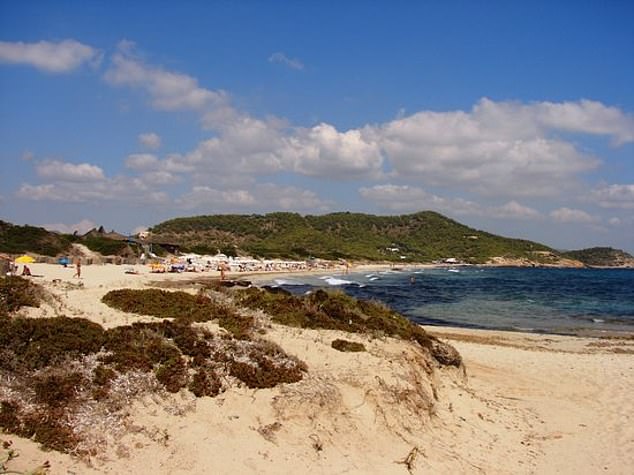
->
[267,267,634,335]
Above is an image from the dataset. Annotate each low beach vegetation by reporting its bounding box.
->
[331,339,366,352]
[0,287,307,455]
[0,276,44,317]
[233,287,461,367]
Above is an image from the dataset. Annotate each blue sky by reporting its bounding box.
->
[1,1,633,252]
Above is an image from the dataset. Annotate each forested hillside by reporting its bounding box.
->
[150,211,553,263]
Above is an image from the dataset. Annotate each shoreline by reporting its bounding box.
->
[16,262,634,339]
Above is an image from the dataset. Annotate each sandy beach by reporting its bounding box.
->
[4,263,633,474]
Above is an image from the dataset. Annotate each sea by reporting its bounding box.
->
[265,266,634,335]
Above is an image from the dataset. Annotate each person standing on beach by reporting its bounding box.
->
[73,258,82,278]
[219,261,228,281]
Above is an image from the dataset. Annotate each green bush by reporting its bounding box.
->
[236,287,461,367]
[0,316,105,370]
[0,276,43,317]
[331,339,366,352]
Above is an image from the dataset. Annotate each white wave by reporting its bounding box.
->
[447,269,460,273]
[368,277,380,281]
[274,279,304,286]
[323,277,356,286]
[592,318,605,323]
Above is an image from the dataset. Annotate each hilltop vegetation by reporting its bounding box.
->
[3,214,632,266]
[561,247,634,267]
[0,220,76,256]
[0,221,136,257]
[150,211,552,263]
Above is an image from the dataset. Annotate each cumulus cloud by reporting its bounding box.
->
[142,118,383,184]
[591,184,634,209]
[489,201,541,220]
[102,47,634,202]
[549,207,599,224]
[176,186,256,210]
[268,52,304,70]
[35,160,105,182]
[176,183,328,212]
[359,184,540,220]
[138,132,161,149]
[17,176,170,205]
[0,39,101,73]
[105,42,228,112]
[534,99,634,146]
[125,153,159,170]
[282,123,384,179]
[373,98,618,197]
[43,219,97,235]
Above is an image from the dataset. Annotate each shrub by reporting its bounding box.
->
[229,340,306,389]
[236,287,461,367]
[102,288,252,338]
[331,339,366,352]
[0,276,43,316]
[33,370,86,407]
[155,357,188,393]
[0,316,105,370]
[189,367,222,397]
[103,324,181,371]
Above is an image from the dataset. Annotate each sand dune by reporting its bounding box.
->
[4,264,633,474]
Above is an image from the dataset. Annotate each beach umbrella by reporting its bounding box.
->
[15,255,35,264]
[58,257,70,265]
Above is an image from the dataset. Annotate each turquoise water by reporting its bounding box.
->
[269,267,634,335]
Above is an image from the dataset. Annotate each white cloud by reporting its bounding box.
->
[125,153,159,170]
[359,184,540,220]
[268,52,304,70]
[35,160,105,182]
[138,132,161,149]
[282,123,384,179]
[176,186,256,210]
[374,99,610,197]
[105,42,228,112]
[534,99,634,146]
[591,184,634,209]
[139,170,180,185]
[176,183,328,212]
[17,176,171,205]
[43,219,96,235]
[608,217,621,226]
[549,207,599,224]
[102,48,633,200]
[0,39,101,73]
[489,200,541,220]
[254,184,329,211]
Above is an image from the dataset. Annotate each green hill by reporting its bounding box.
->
[149,211,553,264]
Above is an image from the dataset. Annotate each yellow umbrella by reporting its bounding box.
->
[15,255,35,264]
